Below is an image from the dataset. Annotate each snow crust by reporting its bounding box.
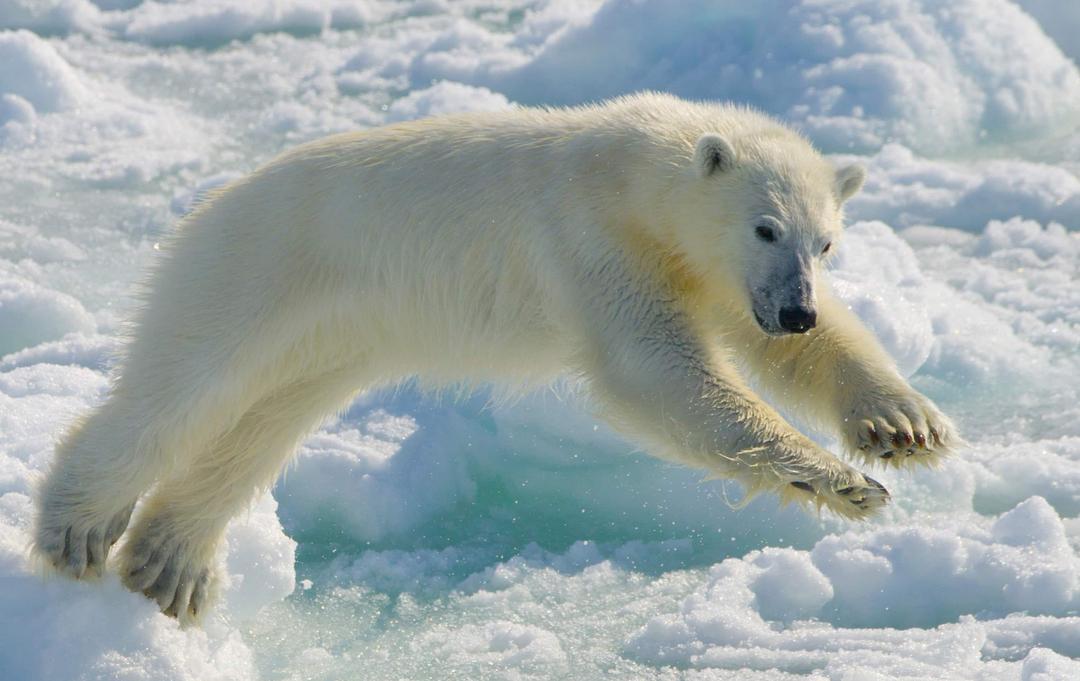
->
[402,0,1080,154]
[2,1,1080,680]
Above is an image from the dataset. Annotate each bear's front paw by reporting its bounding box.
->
[788,470,890,520]
[843,387,958,469]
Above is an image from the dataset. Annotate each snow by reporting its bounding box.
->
[1018,0,1080,61]
[0,359,293,680]
[0,1,103,35]
[0,30,89,115]
[0,271,96,357]
[119,1,372,47]
[384,82,511,123]
[2,1,1080,680]
[416,621,569,673]
[827,221,936,377]
[845,144,1080,232]
[625,497,1080,676]
[277,406,476,543]
[430,0,1080,154]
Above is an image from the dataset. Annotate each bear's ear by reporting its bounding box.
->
[834,164,866,203]
[694,133,737,177]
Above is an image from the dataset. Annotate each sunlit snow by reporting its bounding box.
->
[1,1,1079,680]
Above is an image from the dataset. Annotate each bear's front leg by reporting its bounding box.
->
[584,334,892,518]
[730,291,959,470]
[567,253,889,519]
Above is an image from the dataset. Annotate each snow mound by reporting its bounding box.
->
[0,219,86,263]
[914,217,1079,384]
[0,332,114,372]
[9,1,1080,158]
[0,30,90,118]
[277,388,842,553]
[270,528,1080,679]
[626,497,1080,675]
[847,144,1080,231]
[120,0,374,47]
[0,358,295,681]
[0,29,206,187]
[817,497,1079,627]
[220,493,297,621]
[828,221,935,377]
[1019,0,1080,61]
[0,1,102,34]
[0,270,96,357]
[825,215,1077,388]
[277,406,476,543]
[411,0,1080,154]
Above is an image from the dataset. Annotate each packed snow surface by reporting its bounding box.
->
[2,1,1079,679]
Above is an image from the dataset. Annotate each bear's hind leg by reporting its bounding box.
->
[118,370,365,621]
[34,400,171,579]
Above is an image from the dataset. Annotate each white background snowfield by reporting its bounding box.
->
[1,1,1079,680]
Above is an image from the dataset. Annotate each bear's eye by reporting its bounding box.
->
[755,224,777,243]
[821,242,832,255]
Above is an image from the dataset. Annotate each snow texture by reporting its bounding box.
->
[2,1,1080,680]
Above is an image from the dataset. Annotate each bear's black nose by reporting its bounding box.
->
[778,306,817,333]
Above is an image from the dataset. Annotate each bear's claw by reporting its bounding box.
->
[847,475,889,510]
[120,524,218,623]
[34,501,134,579]
[845,389,958,470]
[788,473,889,520]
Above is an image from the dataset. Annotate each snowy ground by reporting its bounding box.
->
[1,1,1079,679]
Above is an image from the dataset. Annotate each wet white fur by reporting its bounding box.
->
[33,92,955,621]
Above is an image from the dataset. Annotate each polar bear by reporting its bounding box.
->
[33,92,956,621]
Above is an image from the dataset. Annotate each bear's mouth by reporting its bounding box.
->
[753,309,785,336]
[753,310,770,332]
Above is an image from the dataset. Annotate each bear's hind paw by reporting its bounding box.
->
[120,527,219,623]
[33,501,134,579]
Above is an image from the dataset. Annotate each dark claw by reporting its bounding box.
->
[790,481,814,492]
[868,429,880,445]
[915,433,927,448]
[836,486,854,495]
[881,451,895,459]
[891,433,904,447]
[863,475,889,496]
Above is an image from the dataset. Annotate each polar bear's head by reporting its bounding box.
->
[676,131,865,336]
